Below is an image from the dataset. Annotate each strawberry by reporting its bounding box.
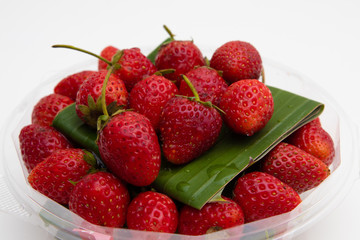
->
[28,148,94,205]
[68,171,130,227]
[75,70,128,128]
[219,79,274,136]
[210,40,263,83]
[98,46,118,71]
[262,142,330,193]
[286,118,335,166]
[32,93,74,127]
[159,95,223,164]
[19,124,72,172]
[98,46,157,91]
[178,196,244,235]
[155,40,205,86]
[97,111,161,186]
[54,70,96,101]
[129,74,179,131]
[179,66,228,106]
[233,171,301,223]
[126,191,178,233]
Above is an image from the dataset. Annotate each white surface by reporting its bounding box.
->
[1,0,359,239]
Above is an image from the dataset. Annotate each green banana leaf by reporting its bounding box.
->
[52,86,324,209]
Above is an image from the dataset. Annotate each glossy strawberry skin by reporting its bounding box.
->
[75,70,128,128]
[179,66,228,106]
[69,171,130,227]
[19,124,72,172]
[54,70,96,101]
[286,118,335,166]
[28,148,92,205]
[233,171,301,223]
[210,41,262,83]
[262,142,330,194]
[129,74,179,131]
[32,93,74,127]
[126,191,178,233]
[159,97,222,164]
[178,196,244,235]
[99,46,157,91]
[155,41,206,86]
[219,79,274,136]
[98,111,161,186]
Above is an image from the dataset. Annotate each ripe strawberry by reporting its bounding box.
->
[179,66,228,106]
[126,191,178,233]
[159,96,223,164]
[19,124,72,172]
[54,70,96,101]
[97,111,161,186]
[262,142,330,193]
[28,148,94,205]
[98,46,157,91]
[98,46,118,71]
[178,196,244,235]
[210,41,263,83]
[75,70,128,128]
[32,93,74,127]
[286,118,335,166]
[155,40,206,86]
[219,79,274,136]
[68,171,130,227]
[233,171,301,223]
[129,74,179,131]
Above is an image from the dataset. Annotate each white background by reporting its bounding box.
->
[1,0,360,239]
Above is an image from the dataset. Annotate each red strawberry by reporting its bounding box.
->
[68,171,130,227]
[179,66,228,106]
[262,142,330,193]
[54,70,96,101]
[129,74,179,131]
[155,40,205,86]
[98,46,118,71]
[286,118,335,166]
[75,70,128,128]
[219,79,274,136]
[97,111,161,186]
[233,171,301,223]
[28,148,93,205]
[19,124,72,172]
[178,196,244,235]
[98,46,157,91]
[210,41,263,83]
[159,96,223,165]
[32,93,74,126]
[126,191,178,233]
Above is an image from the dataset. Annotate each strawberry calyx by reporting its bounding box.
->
[180,75,225,114]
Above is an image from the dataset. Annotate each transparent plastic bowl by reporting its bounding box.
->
[1,57,359,240]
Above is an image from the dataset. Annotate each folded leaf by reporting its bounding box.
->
[53,86,323,209]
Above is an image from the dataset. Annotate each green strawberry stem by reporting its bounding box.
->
[52,44,112,65]
[261,68,266,84]
[181,75,200,101]
[181,75,225,114]
[154,68,176,76]
[163,25,175,40]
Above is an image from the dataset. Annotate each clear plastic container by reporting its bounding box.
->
[1,58,359,240]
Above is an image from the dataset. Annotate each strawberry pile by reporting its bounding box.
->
[18,26,335,236]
